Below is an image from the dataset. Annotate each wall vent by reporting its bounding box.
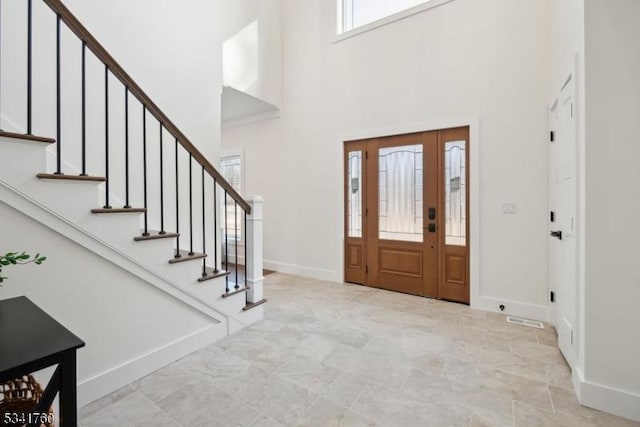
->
[506,316,544,329]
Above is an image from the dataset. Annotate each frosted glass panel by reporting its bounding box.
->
[445,141,466,246]
[221,155,242,239]
[348,151,363,238]
[379,144,423,242]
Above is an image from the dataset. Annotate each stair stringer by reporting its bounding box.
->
[0,178,231,324]
[0,138,255,324]
[0,138,252,324]
[0,176,258,330]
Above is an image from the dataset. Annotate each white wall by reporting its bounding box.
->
[1,0,224,161]
[223,0,552,316]
[221,0,282,109]
[60,0,224,162]
[581,0,640,419]
[0,202,215,406]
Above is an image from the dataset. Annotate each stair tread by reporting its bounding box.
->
[198,267,230,282]
[222,286,251,298]
[243,299,267,311]
[0,131,55,144]
[134,231,179,242]
[169,250,207,264]
[38,173,106,182]
[91,207,146,214]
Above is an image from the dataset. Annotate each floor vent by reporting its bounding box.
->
[506,316,544,329]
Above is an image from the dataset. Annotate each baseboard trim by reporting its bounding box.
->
[77,324,227,407]
[573,367,640,422]
[471,295,550,323]
[263,259,339,282]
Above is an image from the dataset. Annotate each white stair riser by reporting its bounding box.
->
[126,239,177,266]
[77,214,144,245]
[0,139,48,185]
[191,277,248,315]
[18,179,101,221]
[216,289,250,315]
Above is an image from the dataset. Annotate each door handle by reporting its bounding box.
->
[424,224,436,233]
[550,230,563,240]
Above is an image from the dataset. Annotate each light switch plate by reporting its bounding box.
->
[502,202,517,214]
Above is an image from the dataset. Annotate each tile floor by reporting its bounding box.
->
[80,273,639,427]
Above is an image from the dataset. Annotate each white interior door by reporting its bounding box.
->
[549,74,578,368]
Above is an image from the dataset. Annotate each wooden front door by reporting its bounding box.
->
[344,127,470,303]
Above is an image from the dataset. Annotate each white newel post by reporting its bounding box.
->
[245,196,264,303]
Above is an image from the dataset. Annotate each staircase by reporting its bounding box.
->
[0,0,265,406]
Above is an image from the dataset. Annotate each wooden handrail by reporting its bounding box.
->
[42,0,251,213]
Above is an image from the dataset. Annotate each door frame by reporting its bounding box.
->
[338,116,480,306]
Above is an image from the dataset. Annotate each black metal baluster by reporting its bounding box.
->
[234,201,239,290]
[123,88,130,208]
[26,0,32,134]
[55,15,62,174]
[244,209,247,287]
[201,166,206,277]
[213,182,219,273]
[174,138,181,259]
[142,106,149,236]
[159,123,165,233]
[103,65,111,208]
[189,154,194,255]
[224,191,229,293]
[80,42,87,176]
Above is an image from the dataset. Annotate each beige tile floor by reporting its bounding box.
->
[80,273,639,427]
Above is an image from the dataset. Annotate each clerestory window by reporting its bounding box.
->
[338,0,453,37]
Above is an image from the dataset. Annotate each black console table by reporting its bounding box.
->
[0,297,85,426]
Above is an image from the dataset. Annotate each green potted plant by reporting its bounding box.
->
[0,251,47,284]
